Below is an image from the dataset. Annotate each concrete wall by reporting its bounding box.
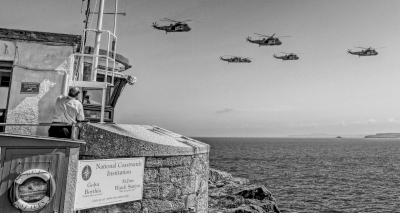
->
[1,41,72,135]
[0,40,17,61]
[79,123,210,213]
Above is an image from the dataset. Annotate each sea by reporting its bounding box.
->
[194,137,400,213]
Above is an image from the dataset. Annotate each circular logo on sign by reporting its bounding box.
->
[82,165,92,181]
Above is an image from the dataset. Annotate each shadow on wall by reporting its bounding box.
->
[6,79,55,135]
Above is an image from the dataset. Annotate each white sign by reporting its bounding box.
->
[74,158,144,210]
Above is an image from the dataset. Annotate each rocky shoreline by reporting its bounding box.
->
[208,168,281,213]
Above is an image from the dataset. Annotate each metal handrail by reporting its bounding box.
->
[0,123,79,140]
[73,53,116,63]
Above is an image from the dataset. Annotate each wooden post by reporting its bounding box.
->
[71,124,77,140]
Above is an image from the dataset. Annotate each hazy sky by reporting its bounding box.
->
[2,0,400,137]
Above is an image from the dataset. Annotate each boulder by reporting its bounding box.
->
[208,169,280,213]
[209,168,233,182]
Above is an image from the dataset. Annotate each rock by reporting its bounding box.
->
[208,168,280,213]
[210,168,233,182]
[234,185,275,202]
[216,181,225,188]
[209,183,217,189]
[231,177,250,185]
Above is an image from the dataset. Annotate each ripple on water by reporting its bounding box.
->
[196,137,400,213]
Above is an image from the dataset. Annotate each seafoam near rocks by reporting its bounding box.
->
[208,168,281,213]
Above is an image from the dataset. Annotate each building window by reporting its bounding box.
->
[0,109,5,132]
[0,72,11,87]
[82,74,114,106]
[0,61,12,132]
[81,74,128,123]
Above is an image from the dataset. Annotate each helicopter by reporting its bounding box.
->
[246,33,290,47]
[347,47,385,57]
[152,18,192,34]
[220,55,252,63]
[273,52,303,61]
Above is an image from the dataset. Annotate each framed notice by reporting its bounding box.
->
[74,158,144,210]
[20,82,40,94]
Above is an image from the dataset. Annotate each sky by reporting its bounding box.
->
[1,0,400,137]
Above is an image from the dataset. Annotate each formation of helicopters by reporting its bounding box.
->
[152,18,384,63]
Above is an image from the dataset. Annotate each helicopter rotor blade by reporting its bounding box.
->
[160,18,179,22]
[160,18,175,21]
[354,46,369,49]
[280,52,291,54]
[372,47,386,49]
[276,36,291,38]
[254,33,271,37]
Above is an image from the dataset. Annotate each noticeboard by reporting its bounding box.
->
[74,158,144,210]
[20,82,40,94]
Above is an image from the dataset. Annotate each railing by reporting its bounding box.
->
[0,123,80,140]
[67,0,119,124]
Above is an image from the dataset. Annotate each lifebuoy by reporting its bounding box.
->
[9,169,56,211]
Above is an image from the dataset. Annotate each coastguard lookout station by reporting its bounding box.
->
[0,1,209,212]
[0,28,135,136]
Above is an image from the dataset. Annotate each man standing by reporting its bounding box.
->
[48,87,85,138]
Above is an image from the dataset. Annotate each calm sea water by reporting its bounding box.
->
[194,137,400,213]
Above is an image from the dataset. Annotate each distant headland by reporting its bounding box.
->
[364,133,400,138]
[287,133,367,138]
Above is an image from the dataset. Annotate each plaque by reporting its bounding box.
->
[21,82,40,94]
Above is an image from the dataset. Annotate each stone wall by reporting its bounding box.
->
[78,123,210,213]
[79,154,208,213]
[208,169,281,213]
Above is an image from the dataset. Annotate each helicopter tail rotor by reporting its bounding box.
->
[152,22,158,28]
[246,36,251,42]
